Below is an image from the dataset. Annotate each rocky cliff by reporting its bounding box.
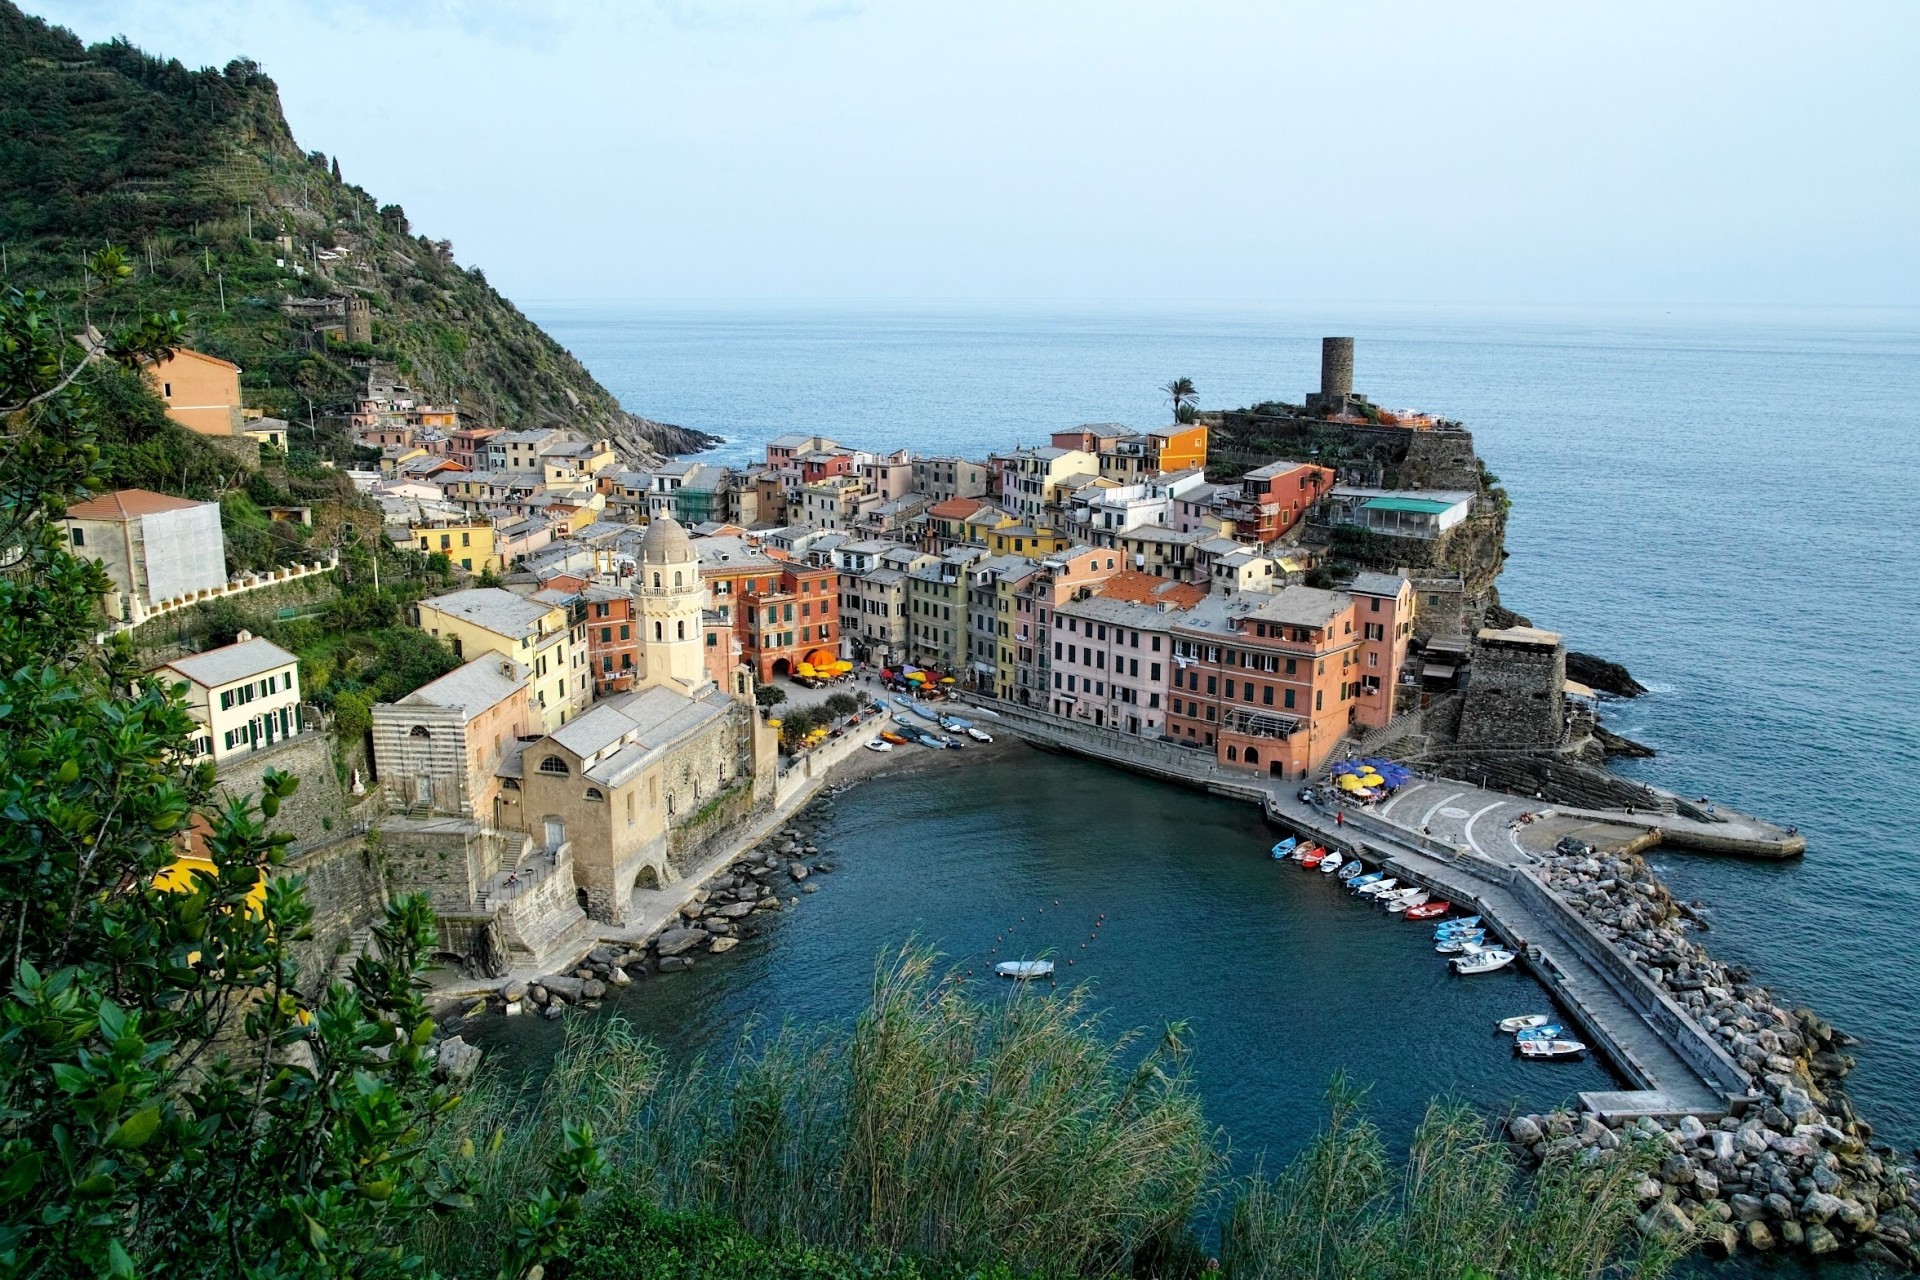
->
[0,3,711,462]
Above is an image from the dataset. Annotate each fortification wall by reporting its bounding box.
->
[1458,639,1566,747]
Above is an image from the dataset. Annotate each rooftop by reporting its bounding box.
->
[161,636,297,688]
[396,654,529,721]
[67,489,210,521]
[421,587,557,640]
[1248,586,1352,629]
[1347,570,1409,599]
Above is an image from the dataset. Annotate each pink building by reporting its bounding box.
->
[1347,571,1415,728]
[1049,571,1206,734]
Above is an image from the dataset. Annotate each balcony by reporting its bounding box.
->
[1220,707,1302,740]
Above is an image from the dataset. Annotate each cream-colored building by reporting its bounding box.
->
[416,587,589,731]
[159,633,303,763]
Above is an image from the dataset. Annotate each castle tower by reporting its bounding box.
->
[1319,336,1354,400]
[634,515,708,692]
[343,296,372,344]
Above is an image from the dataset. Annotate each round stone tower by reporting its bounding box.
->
[635,515,707,691]
[1320,336,1354,400]
[343,296,372,344]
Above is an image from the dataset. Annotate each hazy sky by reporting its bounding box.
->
[32,1,1920,306]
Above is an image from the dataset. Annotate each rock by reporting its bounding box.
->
[1800,1190,1845,1223]
[589,944,620,964]
[1729,1193,1765,1222]
[1700,1221,1740,1258]
[1509,1116,1544,1145]
[543,974,587,1001]
[542,1003,565,1019]
[701,919,732,935]
[1634,1178,1663,1203]
[1577,1115,1609,1146]
[1778,1218,1804,1247]
[1677,1115,1708,1144]
[1692,1169,1721,1200]
[1709,1130,1736,1161]
[708,937,739,953]
[1735,1124,1772,1157]
[580,979,607,1000]
[656,928,708,957]
[502,982,527,1003]
[1743,1219,1775,1251]
[657,955,691,973]
[789,862,810,881]
[1804,1223,1841,1256]
[606,967,632,987]
[1838,1199,1877,1233]
[802,883,819,894]
[717,901,756,919]
[1638,1200,1693,1244]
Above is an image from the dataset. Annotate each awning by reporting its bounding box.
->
[1422,663,1457,680]
[1563,678,1598,701]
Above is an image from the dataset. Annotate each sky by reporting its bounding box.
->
[29,1,1920,307]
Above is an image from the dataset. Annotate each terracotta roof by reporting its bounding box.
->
[66,489,208,521]
[928,497,986,518]
[1094,570,1207,608]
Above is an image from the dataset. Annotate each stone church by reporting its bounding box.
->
[371,515,778,971]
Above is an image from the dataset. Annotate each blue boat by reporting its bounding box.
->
[1434,915,1483,936]
[1271,838,1298,859]
[1345,871,1385,890]
[894,698,941,724]
[938,715,973,731]
[913,731,949,749]
[1515,1025,1566,1042]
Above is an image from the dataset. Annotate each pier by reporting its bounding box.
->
[970,699,1753,1121]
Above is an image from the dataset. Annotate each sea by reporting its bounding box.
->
[507,301,1920,1169]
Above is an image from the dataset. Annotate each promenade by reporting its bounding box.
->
[967,698,1752,1121]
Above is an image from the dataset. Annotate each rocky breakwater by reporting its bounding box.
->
[494,798,843,1019]
[1507,840,1920,1268]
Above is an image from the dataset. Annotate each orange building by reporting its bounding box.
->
[1164,582,1408,779]
[1097,424,1209,481]
[696,539,841,682]
[145,348,243,437]
[1215,460,1336,544]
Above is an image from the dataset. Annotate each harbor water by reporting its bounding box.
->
[526,301,1920,1158]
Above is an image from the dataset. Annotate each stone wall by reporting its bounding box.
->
[1458,633,1566,748]
[285,836,387,992]
[377,819,499,915]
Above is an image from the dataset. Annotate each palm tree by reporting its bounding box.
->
[1163,377,1198,423]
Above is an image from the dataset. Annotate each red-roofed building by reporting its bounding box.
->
[63,489,227,622]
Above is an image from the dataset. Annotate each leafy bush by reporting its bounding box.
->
[823,692,858,717]
[755,684,788,708]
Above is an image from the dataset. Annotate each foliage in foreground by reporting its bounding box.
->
[424,946,1217,1279]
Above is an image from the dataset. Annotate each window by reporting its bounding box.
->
[584,787,605,802]
[409,724,431,739]
[69,527,83,547]
[1284,689,1296,709]
[1315,690,1324,711]
[539,755,570,775]
[1263,685,1274,705]
[626,792,636,826]
[654,621,663,641]
[601,627,612,642]
[1150,662,1161,680]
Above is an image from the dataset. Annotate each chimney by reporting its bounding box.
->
[236,629,253,643]
[1320,337,1354,400]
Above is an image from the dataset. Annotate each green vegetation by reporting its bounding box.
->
[0,2,701,462]
[755,683,789,708]
[823,691,859,717]
[1164,376,1198,424]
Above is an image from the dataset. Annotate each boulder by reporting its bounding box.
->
[709,937,739,953]
[1800,1190,1845,1223]
[1729,1193,1765,1222]
[1837,1199,1877,1233]
[1508,1116,1543,1145]
[1692,1169,1720,1200]
[1677,1115,1708,1144]
[718,901,757,919]
[656,928,708,957]
[789,862,810,881]
[607,967,632,987]
[657,955,692,973]
[1700,1221,1740,1258]
[542,975,586,1001]
[581,979,607,1000]
[802,883,819,894]
[435,1043,483,1082]
[1638,1201,1693,1245]
[1743,1219,1775,1252]
[542,1003,565,1019]
[528,984,549,1006]
[1778,1219,1804,1248]
[1763,1192,1795,1221]
[501,982,526,1003]
[1804,1223,1841,1256]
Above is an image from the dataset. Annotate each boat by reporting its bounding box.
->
[1375,885,1422,903]
[966,727,993,743]
[995,959,1054,981]
[913,731,949,749]
[1291,843,1320,863]
[938,715,973,731]
[1516,1039,1588,1062]
[1301,846,1328,868]
[1319,855,1349,875]
[1435,934,1486,954]
[939,733,965,749]
[1355,877,1399,897]
[1344,870,1384,889]
[1270,838,1298,859]
[1451,949,1517,976]
[1403,900,1451,921]
[863,739,893,753]
[1496,1014,1551,1033]
[1514,1025,1566,1042]
[1435,916,1482,936]
[1386,891,1431,914]
[879,730,908,745]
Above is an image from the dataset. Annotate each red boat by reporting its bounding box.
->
[1404,900,1452,921]
[1300,845,1327,868]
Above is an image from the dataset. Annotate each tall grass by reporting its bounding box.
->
[426,944,1216,1277]
[1220,1079,1682,1280]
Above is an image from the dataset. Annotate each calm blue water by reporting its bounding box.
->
[527,301,1920,1156]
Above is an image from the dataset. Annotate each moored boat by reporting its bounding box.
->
[1271,837,1298,859]
[864,739,893,752]
[1301,846,1328,868]
[1451,948,1517,975]
[1403,900,1451,921]
[1291,843,1320,863]
[1435,934,1485,954]
[1435,915,1482,936]
[1319,855,1349,875]
[1386,890,1431,913]
[1496,1013,1551,1033]
[1344,870,1384,889]
[1356,877,1399,897]
[1516,1038,1588,1061]
[1514,1024,1566,1042]
[995,959,1054,980]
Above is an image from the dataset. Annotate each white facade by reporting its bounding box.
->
[159,634,303,763]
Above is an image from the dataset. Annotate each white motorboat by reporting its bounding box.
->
[1496,1014,1551,1033]
[1319,856,1349,875]
[1355,877,1399,898]
[1386,890,1431,914]
[1516,1039,1588,1062]
[995,959,1054,980]
[966,727,993,742]
[864,739,893,753]
[1451,949,1517,976]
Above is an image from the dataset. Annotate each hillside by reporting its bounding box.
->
[0,2,710,462]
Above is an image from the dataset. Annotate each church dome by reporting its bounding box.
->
[639,514,695,565]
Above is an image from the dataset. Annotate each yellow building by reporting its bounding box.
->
[409,517,500,574]
[145,348,243,437]
[959,504,1020,546]
[416,587,590,730]
[985,523,1069,557]
[379,445,429,478]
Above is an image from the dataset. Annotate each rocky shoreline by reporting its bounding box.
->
[1506,840,1920,1267]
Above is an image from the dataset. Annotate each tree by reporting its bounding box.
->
[1163,377,1198,424]
[0,276,597,1278]
[754,684,787,709]
[824,692,858,718]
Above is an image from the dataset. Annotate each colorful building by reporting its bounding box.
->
[695,536,841,681]
[145,348,243,438]
[416,587,589,731]
[1213,461,1336,544]
[1049,572,1206,732]
[158,633,303,762]
[409,516,499,574]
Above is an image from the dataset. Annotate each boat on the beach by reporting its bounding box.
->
[966,727,993,742]
[1386,890,1431,913]
[864,739,893,753]
[1516,1039,1588,1062]
[938,715,973,731]
[1436,916,1482,936]
[1319,855,1349,875]
[879,730,908,745]
[1403,900,1451,921]
[1452,949,1517,975]
[913,731,949,749]
[995,959,1054,980]
[1497,1014,1551,1033]
[1271,838,1298,859]
[1356,877,1399,897]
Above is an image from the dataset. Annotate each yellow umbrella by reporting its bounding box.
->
[796,663,817,677]
[832,660,854,673]
[1357,772,1384,786]
[940,677,956,684]
[1337,774,1366,791]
